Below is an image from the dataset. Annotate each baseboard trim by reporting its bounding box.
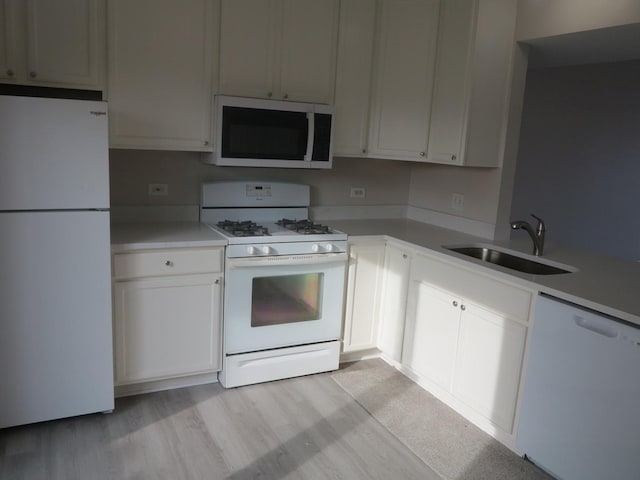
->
[115,371,219,398]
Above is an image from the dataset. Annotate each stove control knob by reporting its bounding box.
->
[325,243,335,252]
[247,246,256,255]
[311,244,321,253]
[261,246,271,255]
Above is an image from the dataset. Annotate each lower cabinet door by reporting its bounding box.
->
[113,273,222,384]
[342,241,385,352]
[453,302,526,433]
[403,280,461,391]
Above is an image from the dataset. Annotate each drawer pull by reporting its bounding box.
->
[165,260,173,267]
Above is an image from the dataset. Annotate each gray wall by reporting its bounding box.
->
[510,60,640,260]
[109,151,412,209]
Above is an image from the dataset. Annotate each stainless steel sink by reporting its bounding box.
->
[444,245,576,275]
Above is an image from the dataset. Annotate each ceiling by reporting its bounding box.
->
[524,22,640,68]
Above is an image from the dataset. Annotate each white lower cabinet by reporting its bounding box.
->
[342,239,385,353]
[403,253,531,441]
[112,247,223,387]
[376,242,412,362]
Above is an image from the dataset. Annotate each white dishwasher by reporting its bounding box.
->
[517,294,640,480]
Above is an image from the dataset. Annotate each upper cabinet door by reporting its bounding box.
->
[427,0,517,167]
[25,0,104,89]
[107,0,216,151]
[279,0,339,103]
[0,0,16,82]
[218,0,278,99]
[368,0,440,161]
[218,0,339,103]
[333,0,376,156]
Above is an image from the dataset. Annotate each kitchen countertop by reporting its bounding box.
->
[111,222,227,252]
[326,218,640,326]
[110,219,640,326]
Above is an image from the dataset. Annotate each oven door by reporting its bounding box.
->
[224,253,347,355]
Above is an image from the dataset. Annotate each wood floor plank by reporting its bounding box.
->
[0,368,440,480]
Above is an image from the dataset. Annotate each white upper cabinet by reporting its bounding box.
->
[0,0,104,90]
[367,0,439,161]
[427,0,518,166]
[107,0,217,151]
[0,0,16,82]
[218,0,339,104]
[333,0,376,156]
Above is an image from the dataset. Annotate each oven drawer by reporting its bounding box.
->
[113,248,223,279]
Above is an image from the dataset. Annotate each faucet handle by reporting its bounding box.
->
[530,213,546,234]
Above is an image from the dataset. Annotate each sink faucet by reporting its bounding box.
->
[510,214,545,256]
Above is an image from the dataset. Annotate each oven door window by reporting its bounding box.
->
[221,106,309,161]
[251,273,322,327]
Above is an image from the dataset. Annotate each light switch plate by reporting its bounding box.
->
[350,187,366,199]
[452,193,464,211]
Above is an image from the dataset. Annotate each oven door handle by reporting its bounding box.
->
[228,252,347,268]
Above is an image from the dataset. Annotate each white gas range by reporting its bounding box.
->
[200,181,347,388]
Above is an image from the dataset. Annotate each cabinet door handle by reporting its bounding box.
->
[402,254,408,259]
[6,69,14,77]
[29,71,37,78]
[214,279,220,284]
[283,93,289,99]
[452,301,458,307]
[419,152,425,157]
[165,260,173,267]
[267,92,273,98]
[460,304,466,311]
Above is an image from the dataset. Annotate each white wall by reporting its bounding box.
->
[109,151,412,210]
[516,0,640,40]
[510,60,640,261]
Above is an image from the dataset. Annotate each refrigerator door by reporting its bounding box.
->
[0,95,109,211]
[0,211,114,428]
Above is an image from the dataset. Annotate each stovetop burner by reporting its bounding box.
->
[276,218,332,235]
[217,220,271,237]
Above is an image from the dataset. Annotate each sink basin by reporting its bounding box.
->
[444,245,576,275]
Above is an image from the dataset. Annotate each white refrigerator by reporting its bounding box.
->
[0,95,114,428]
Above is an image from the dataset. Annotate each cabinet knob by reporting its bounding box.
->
[165,260,173,267]
[267,92,273,98]
[419,152,425,157]
[451,154,457,161]
[452,300,458,307]
[283,93,289,99]
[402,254,408,259]
[29,71,37,78]
[6,69,14,77]
[214,279,220,284]
[460,304,466,311]
[362,148,366,153]
[204,140,209,146]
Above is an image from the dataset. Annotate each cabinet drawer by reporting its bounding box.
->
[113,248,223,279]
[412,253,532,323]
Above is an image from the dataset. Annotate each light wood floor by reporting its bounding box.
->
[0,367,441,480]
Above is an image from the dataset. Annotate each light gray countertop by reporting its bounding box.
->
[326,218,640,326]
[110,219,640,326]
[111,222,227,252]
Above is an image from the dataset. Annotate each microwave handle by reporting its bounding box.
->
[304,112,314,162]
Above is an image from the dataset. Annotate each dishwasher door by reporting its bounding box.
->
[516,295,640,480]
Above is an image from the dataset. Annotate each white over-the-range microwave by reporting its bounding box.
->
[202,95,334,169]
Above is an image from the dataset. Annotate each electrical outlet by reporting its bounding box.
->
[350,187,366,199]
[148,183,168,196]
[452,193,464,211]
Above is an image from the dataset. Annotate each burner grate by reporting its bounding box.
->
[217,220,270,237]
[276,218,332,235]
